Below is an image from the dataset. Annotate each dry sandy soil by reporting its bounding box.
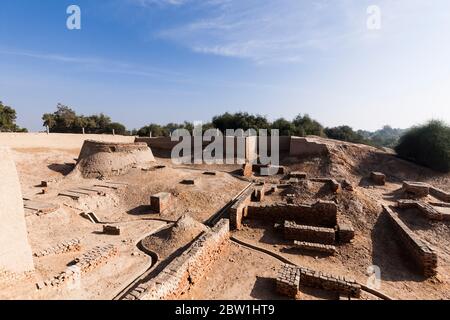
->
[1,133,449,300]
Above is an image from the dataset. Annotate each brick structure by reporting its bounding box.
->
[276,264,301,299]
[310,178,340,193]
[229,187,254,230]
[37,244,118,290]
[336,223,355,243]
[397,200,445,221]
[290,171,307,179]
[383,205,438,277]
[150,192,172,213]
[403,181,430,198]
[126,219,229,300]
[103,225,121,235]
[246,201,337,228]
[293,241,336,255]
[283,221,335,244]
[242,163,253,177]
[34,238,81,257]
[252,184,266,202]
[370,172,386,185]
[430,187,450,203]
[276,264,361,298]
[297,266,361,298]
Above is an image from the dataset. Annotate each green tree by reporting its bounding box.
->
[395,120,450,172]
[0,101,27,132]
[324,126,366,143]
[292,114,324,136]
[272,118,296,136]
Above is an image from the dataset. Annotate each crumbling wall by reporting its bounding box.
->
[276,264,361,299]
[383,205,438,277]
[0,146,34,274]
[229,187,255,230]
[246,201,337,227]
[397,200,446,221]
[74,140,155,178]
[289,136,328,157]
[284,221,335,244]
[126,219,229,300]
[430,187,450,203]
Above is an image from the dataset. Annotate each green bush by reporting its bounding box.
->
[395,120,450,172]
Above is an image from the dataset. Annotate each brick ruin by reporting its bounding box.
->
[37,244,118,290]
[430,186,450,203]
[403,181,430,198]
[370,172,386,185]
[245,201,338,228]
[383,205,438,277]
[74,140,155,178]
[150,192,172,213]
[283,221,335,244]
[276,264,361,299]
[33,238,82,257]
[293,241,336,255]
[124,219,229,300]
[397,199,450,221]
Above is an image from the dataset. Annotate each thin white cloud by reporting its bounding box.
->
[148,0,450,64]
[0,48,182,79]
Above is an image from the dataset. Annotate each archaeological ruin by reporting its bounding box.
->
[1,133,449,301]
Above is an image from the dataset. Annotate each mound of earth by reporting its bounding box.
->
[72,140,155,178]
[142,214,207,259]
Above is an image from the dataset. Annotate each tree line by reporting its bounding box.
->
[2,101,449,172]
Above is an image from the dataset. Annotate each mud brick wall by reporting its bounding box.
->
[293,241,336,255]
[128,219,230,300]
[37,244,117,290]
[384,205,438,277]
[397,200,443,221]
[229,187,255,230]
[246,201,337,228]
[297,266,361,298]
[34,238,81,257]
[430,187,450,203]
[276,264,300,299]
[284,221,335,244]
[403,181,430,197]
[336,223,355,243]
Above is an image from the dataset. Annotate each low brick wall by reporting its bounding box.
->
[383,205,438,277]
[246,201,337,228]
[284,221,335,244]
[397,200,444,221]
[229,187,254,230]
[430,187,450,203]
[336,223,355,243]
[126,219,230,300]
[293,241,336,255]
[276,264,361,298]
[297,266,361,298]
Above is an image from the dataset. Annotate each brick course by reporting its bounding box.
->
[283,221,335,244]
[384,205,437,277]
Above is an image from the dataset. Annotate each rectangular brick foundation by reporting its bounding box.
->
[403,181,430,198]
[336,223,355,243]
[246,201,337,228]
[284,221,335,244]
[126,219,230,300]
[397,200,444,221]
[384,205,438,277]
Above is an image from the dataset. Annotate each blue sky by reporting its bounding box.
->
[1,0,450,132]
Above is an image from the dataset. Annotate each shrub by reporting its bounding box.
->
[395,120,450,172]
